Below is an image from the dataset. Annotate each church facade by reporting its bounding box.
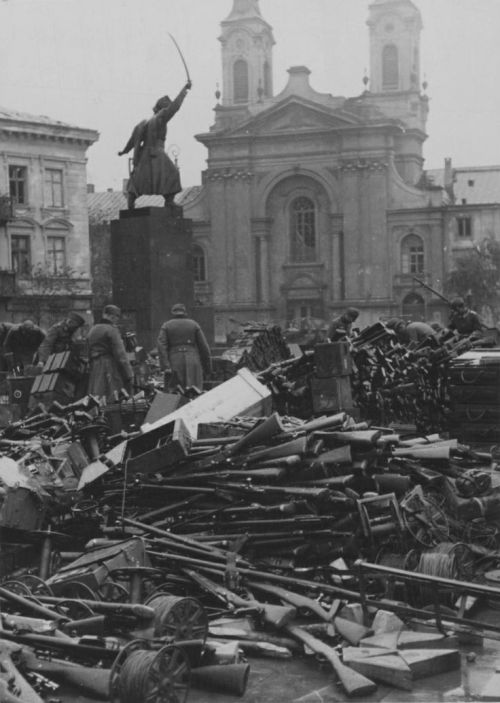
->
[187,0,448,342]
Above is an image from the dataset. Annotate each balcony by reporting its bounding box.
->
[393,272,432,289]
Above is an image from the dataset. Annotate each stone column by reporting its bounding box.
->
[251,218,272,305]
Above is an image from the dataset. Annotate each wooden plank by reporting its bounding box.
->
[359,631,401,650]
[479,672,500,701]
[343,647,398,661]
[346,654,412,691]
[397,630,458,650]
[399,648,460,679]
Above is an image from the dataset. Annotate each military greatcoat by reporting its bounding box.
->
[87,321,133,403]
[157,316,211,390]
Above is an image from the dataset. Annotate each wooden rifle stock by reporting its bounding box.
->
[184,569,296,628]
[20,649,110,700]
[285,624,377,697]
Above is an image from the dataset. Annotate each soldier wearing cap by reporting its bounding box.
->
[37,312,86,366]
[157,303,212,391]
[448,297,483,336]
[328,307,360,342]
[87,305,134,403]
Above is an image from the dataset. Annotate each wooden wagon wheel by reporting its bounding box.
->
[1,580,33,597]
[56,580,100,601]
[15,574,54,597]
[401,488,449,548]
[55,598,95,620]
[144,595,208,643]
[98,580,130,603]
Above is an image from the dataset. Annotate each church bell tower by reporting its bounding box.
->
[219,0,275,107]
[368,0,423,94]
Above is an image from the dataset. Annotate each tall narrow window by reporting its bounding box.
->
[9,166,27,204]
[233,59,249,103]
[47,236,66,274]
[290,197,316,263]
[382,44,399,90]
[401,233,424,274]
[456,216,472,238]
[11,235,31,275]
[263,61,272,97]
[192,245,207,282]
[44,169,64,207]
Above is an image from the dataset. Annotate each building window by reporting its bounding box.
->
[456,216,472,238]
[290,197,316,262]
[401,233,424,274]
[9,166,27,205]
[47,236,66,274]
[233,59,249,103]
[44,168,64,207]
[263,61,272,97]
[192,245,207,282]
[11,235,31,275]
[382,44,399,90]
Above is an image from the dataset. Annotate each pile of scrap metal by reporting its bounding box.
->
[2,368,500,700]
[258,322,497,432]
[220,325,292,373]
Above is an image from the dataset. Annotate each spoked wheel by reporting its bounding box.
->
[1,580,32,597]
[109,639,190,703]
[56,580,100,601]
[402,489,450,547]
[98,580,130,603]
[144,595,208,642]
[16,574,54,597]
[55,599,96,620]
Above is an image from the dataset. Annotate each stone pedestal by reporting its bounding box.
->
[110,207,194,349]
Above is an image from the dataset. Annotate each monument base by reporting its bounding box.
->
[111,207,194,349]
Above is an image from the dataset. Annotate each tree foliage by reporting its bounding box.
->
[445,241,500,316]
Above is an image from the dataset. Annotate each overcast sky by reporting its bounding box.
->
[1,0,499,191]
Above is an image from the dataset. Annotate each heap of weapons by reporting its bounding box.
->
[258,321,493,431]
[221,325,292,373]
[2,402,500,700]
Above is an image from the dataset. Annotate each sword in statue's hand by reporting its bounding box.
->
[168,32,192,90]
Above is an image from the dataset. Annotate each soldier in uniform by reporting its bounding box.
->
[327,308,359,342]
[448,297,483,336]
[87,305,134,403]
[37,312,85,366]
[157,303,212,391]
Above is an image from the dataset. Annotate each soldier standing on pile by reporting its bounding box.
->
[37,312,86,366]
[157,303,212,391]
[327,308,359,342]
[87,305,134,403]
[448,297,483,336]
[3,320,45,373]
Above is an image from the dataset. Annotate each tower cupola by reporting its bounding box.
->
[367,0,423,93]
[219,0,275,106]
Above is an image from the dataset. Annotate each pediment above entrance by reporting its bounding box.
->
[227,98,362,138]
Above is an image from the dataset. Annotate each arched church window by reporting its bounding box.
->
[233,59,249,103]
[192,245,207,282]
[290,197,316,263]
[382,44,399,90]
[401,233,424,274]
[263,61,272,97]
